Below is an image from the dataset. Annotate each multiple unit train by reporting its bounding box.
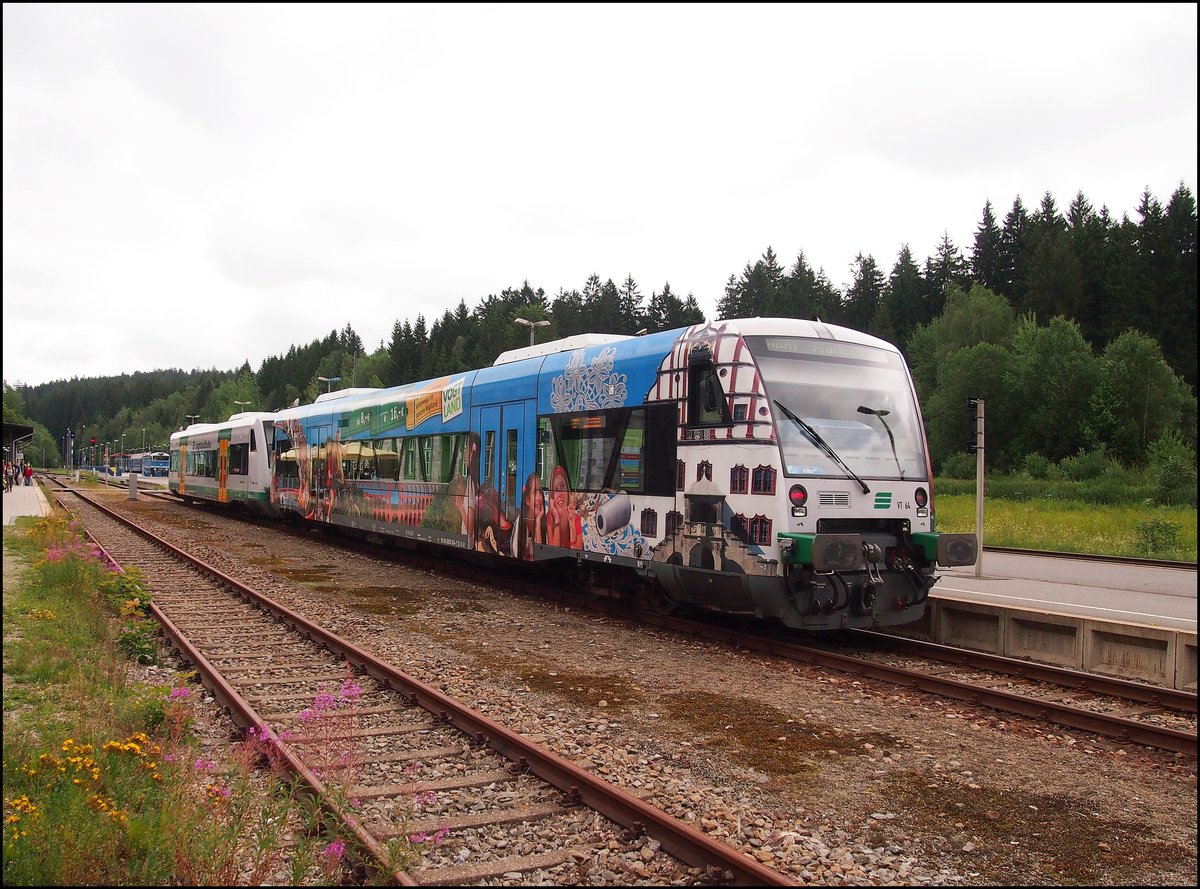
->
[170,318,976,631]
[128,451,171,477]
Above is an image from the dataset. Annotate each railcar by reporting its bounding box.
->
[264,318,976,630]
[131,451,170,477]
[169,412,280,517]
[108,453,130,477]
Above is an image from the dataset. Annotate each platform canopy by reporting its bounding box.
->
[3,421,36,462]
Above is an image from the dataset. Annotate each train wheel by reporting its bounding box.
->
[639,583,680,616]
[567,561,592,594]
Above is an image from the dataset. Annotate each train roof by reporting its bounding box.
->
[266,317,905,439]
[171,411,277,444]
[493,333,634,366]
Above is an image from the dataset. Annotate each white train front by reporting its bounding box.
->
[171,318,976,630]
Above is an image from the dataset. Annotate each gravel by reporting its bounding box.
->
[96,492,1200,883]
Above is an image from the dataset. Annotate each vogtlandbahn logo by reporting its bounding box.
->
[873,492,892,509]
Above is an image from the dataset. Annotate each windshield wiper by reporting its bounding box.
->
[858,405,905,479]
[773,400,870,494]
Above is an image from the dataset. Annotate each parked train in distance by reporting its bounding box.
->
[128,451,171,477]
[170,318,976,631]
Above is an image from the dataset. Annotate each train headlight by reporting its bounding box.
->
[789,484,808,518]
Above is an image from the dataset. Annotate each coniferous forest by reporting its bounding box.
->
[5,184,1196,486]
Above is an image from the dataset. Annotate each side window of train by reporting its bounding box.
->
[687,346,731,426]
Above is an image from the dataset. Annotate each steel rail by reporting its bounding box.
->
[50,479,795,886]
[101,478,1198,754]
[848,630,1197,714]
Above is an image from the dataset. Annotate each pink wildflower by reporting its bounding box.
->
[312,692,336,711]
[168,687,190,701]
[321,839,346,860]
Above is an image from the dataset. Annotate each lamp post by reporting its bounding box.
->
[142,428,146,453]
[317,376,341,393]
[514,317,550,347]
[186,414,200,426]
[233,400,251,412]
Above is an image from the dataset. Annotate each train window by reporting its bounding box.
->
[371,437,400,481]
[687,346,731,427]
[229,443,249,475]
[544,405,675,496]
[250,429,256,452]
[505,429,518,501]
[615,411,645,491]
[483,431,495,486]
[261,421,275,467]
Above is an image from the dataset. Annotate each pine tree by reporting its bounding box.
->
[970,201,1005,293]
[998,196,1030,304]
[618,274,645,333]
[882,245,925,349]
[844,253,885,332]
[922,233,970,321]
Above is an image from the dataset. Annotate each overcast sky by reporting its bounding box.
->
[4,3,1196,389]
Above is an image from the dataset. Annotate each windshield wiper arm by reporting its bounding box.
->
[858,405,905,479]
[773,400,870,494]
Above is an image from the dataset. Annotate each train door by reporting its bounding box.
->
[178,444,187,494]
[474,402,527,556]
[217,432,230,503]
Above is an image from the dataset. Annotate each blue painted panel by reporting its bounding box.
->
[471,360,540,405]
[536,329,680,414]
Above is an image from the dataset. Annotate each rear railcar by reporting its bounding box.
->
[170,412,279,517]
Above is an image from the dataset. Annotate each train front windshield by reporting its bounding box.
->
[747,335,929,481]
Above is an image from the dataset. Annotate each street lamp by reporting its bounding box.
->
[317,376,341,393]
[514,317,550,347]
[186,414,200,426]
[142,427,146,453]
[233,400,252,413]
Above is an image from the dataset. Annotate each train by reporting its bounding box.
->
[170,318,977,631]
[128,451,171,477]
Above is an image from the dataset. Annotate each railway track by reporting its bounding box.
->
[76,478,1199,756]
[46,480,791,886]
[49,478,1200,752]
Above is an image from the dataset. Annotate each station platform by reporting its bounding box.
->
[2,481,53,526]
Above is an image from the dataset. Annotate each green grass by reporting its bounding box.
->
[1,514,367,885]
[935,493,1197,561]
